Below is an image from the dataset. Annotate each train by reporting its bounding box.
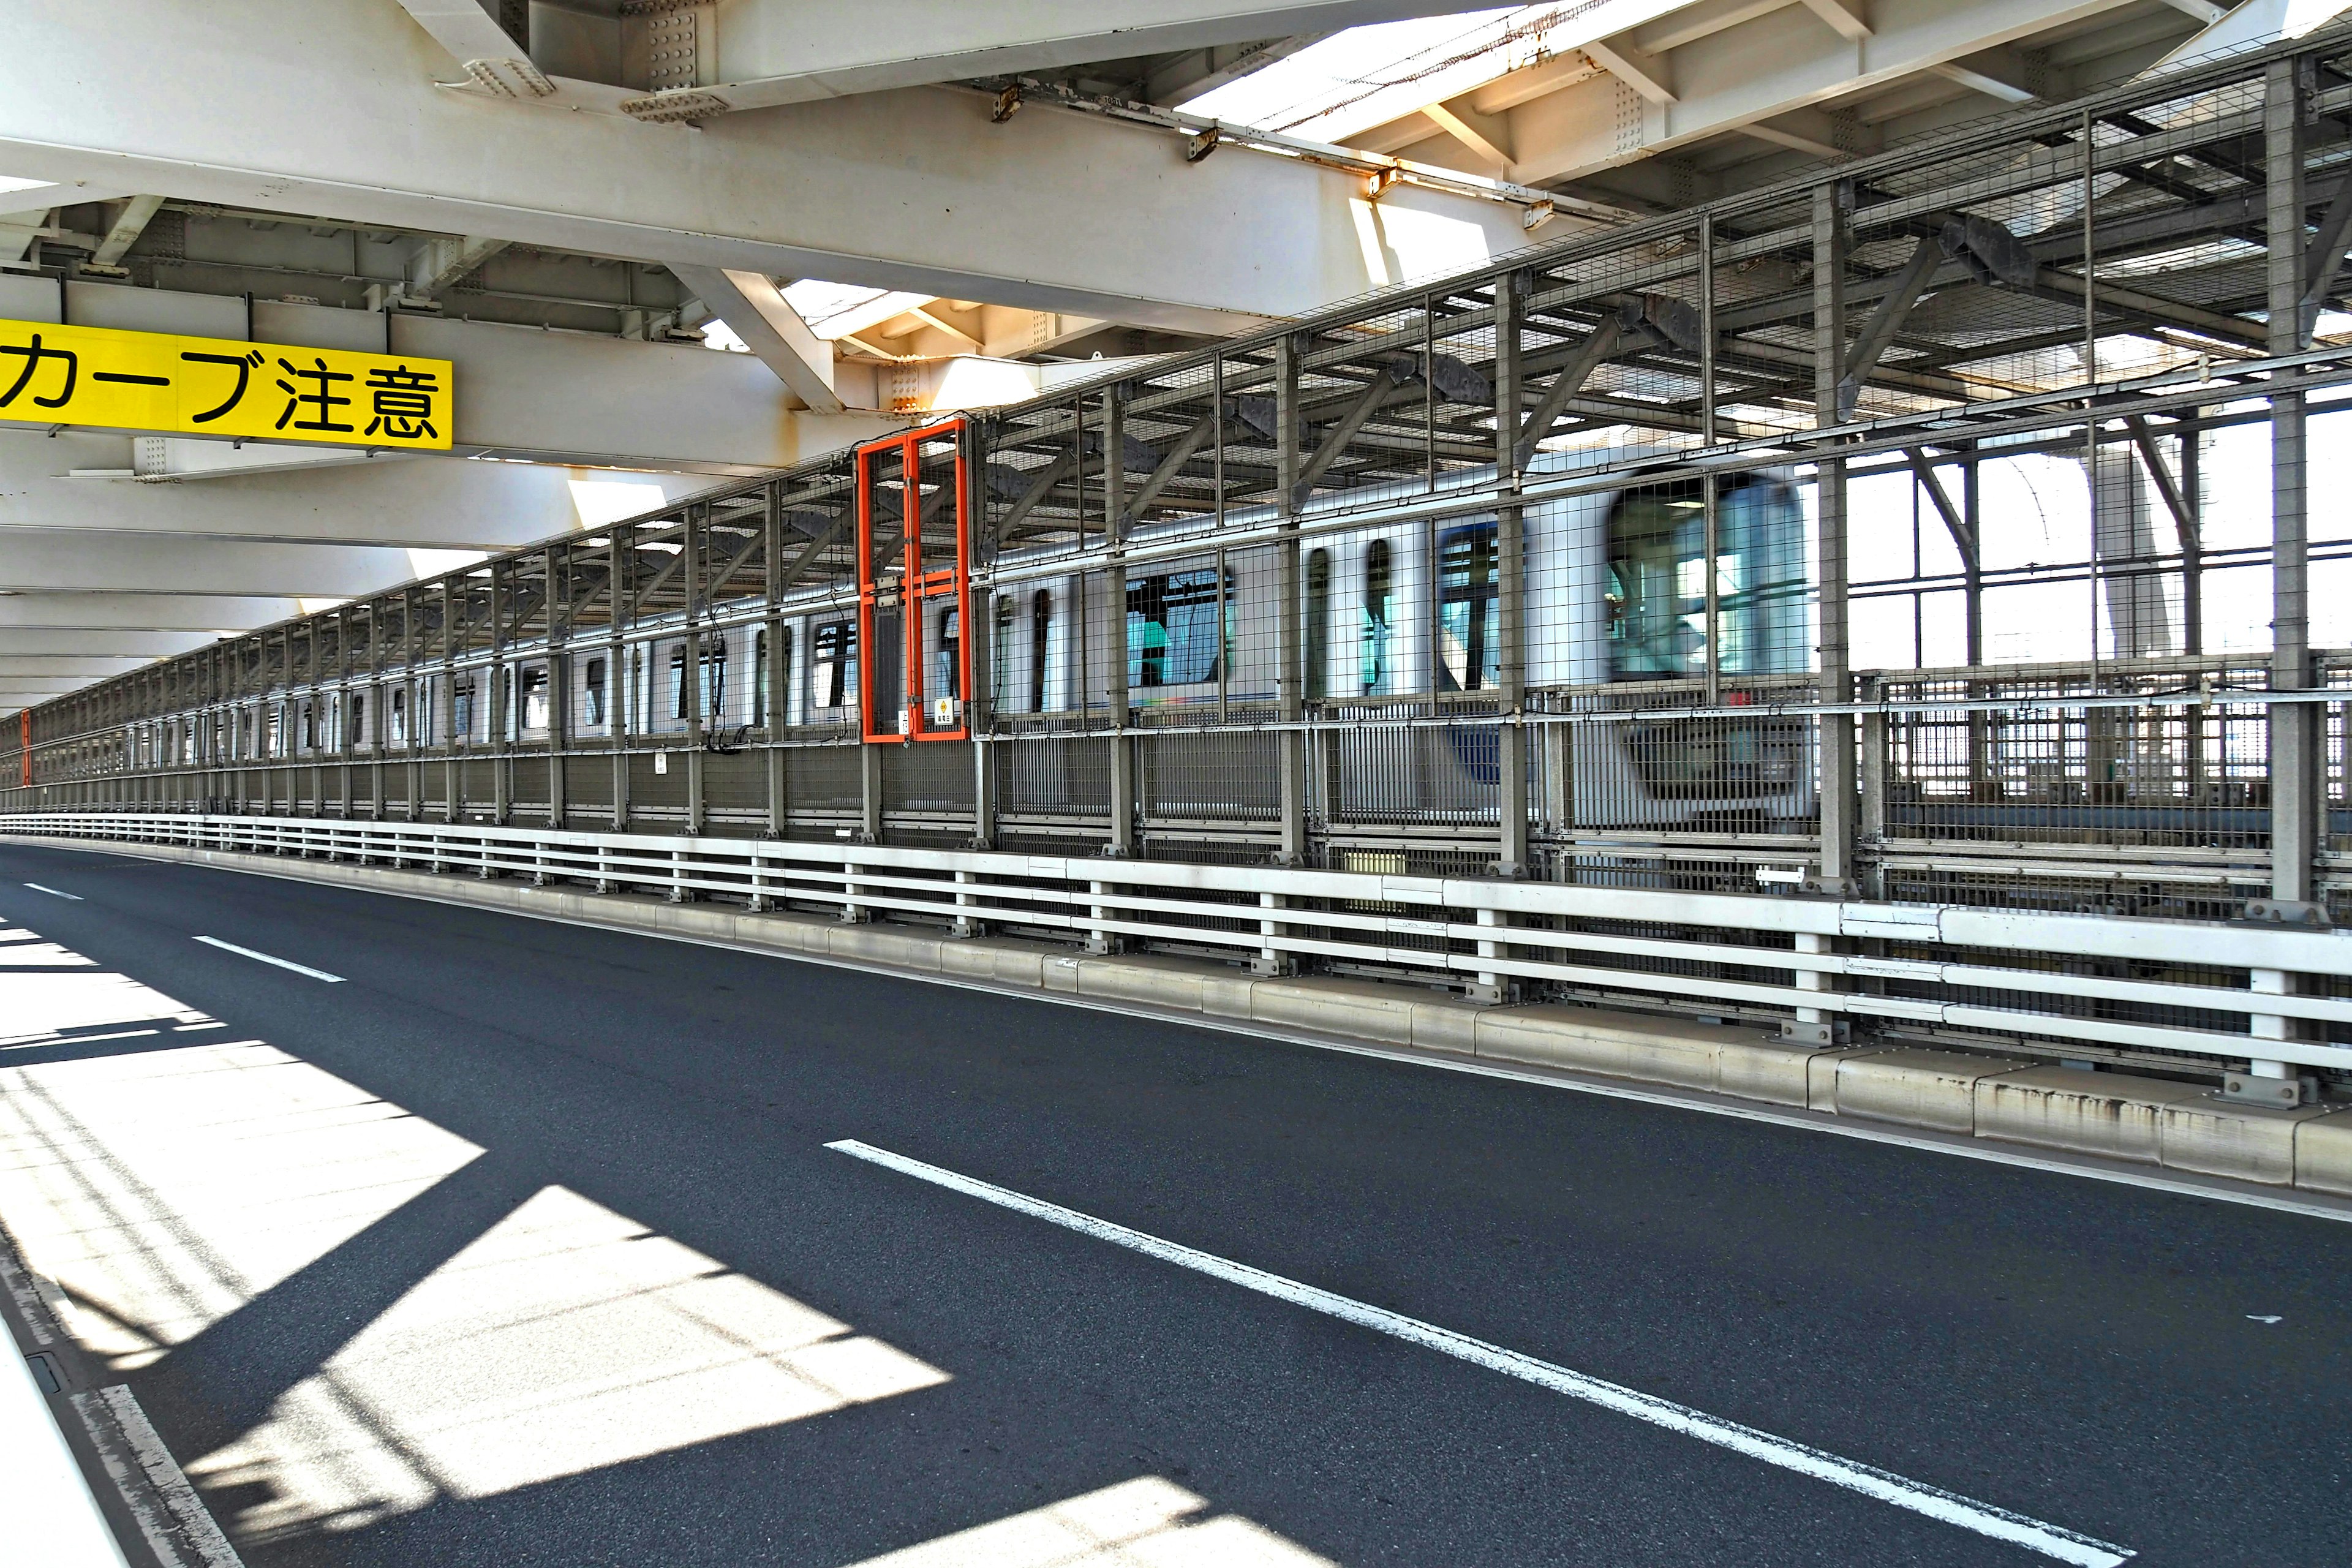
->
[194,445,1814,834]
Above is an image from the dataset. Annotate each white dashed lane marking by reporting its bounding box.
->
[829,1137,2133,1568]
[192,935,345,983]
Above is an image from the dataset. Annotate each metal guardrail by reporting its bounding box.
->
[11,810,2350,1078]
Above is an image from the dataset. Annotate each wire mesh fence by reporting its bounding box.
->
[16,29,2352,1073]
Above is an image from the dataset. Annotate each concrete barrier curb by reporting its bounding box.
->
[15,834,2351,1200]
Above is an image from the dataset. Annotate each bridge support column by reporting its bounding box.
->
[1813,181,1858,896]
[2255,54,2321,1090]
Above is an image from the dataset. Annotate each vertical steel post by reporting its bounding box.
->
[966,435,997,850]
[684,509,706,836]
[547,545,567,831]
[763,484,789,839]
[1105,385,1135,861]
[1275,334,1308,871]
[1963,443,1990,795]
[1494,268,1529,880]
[489,564,511,832]
[1700,213,1721,709]
[2180,417,2204,656]
[1812,180,1857,893]
[440,582,458,824]
[610,529,630,831]
[859,739,883,843]
[404,587,421,820]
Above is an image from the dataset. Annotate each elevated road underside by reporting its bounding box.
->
[0,840,2343,1567]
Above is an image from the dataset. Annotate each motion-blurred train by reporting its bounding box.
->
[241,447,1812,834]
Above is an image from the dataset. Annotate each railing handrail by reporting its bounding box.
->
[7,810,2345,1076]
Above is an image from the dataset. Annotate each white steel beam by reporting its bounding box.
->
[0,534,435,598]
[0,431,705,551]
[0,594,306,632]
[405,234,511,301]
[88,194,164,268]
[667,265,845,413]
[1797,0,1874,42]
[0,630,216,657]
[0,1,1532,331]
[1583,37,1680,105]
[1423,98,1515,172]
[390,0,525,64]
[0,285,899,471]
[592,1,1479,115]
[1507,0,2143,187]
[0,206,48,266]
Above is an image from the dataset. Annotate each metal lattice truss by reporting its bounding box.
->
[19,24,2352,774]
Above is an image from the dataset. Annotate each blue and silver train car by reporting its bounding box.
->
[989,446,1813,832]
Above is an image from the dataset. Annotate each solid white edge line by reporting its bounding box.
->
[20,836,2351,1226]
[23,883,82,900]
[829,1137,2133,1567]
[190,935,344,983]
[92,1386,245,1568]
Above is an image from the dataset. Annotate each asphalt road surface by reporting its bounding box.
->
[0,839,2343,1567]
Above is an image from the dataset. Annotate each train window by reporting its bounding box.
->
[1361,540,1392,695]
[583,658,605,727]
[668,645,686,719]
[812,621,851,709]
[1715,480,1807,676]
[1030,590,1051,711]
[1438,526,1498,692]
[937,606,961,701]
[300,700,317,752]
[752,631,767,729]
[350,692,366,748]
[521,666,549,731]
[1304,550,1331,699]
[992,597,1014,707]
[453,677,475,738]
[390,687,407,746]
[1125,568,1223,689]
[699,640,727,723]
[775,628,794,726]
[1606,478,1806,680]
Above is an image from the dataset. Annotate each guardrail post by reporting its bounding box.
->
[1471,903,1509,1005]
[842,854,868,922]
[953,868,981,938]
[2241,964,2310,1104]
[1087,876,1121,954]
[1253,891,1292,976]
[1790,932,1836,1042]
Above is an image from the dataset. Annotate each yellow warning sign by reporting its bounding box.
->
[0,318,453,450]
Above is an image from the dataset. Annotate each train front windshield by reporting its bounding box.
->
[1607,477,1806,681]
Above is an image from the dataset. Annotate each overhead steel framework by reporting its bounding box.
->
[14,28,2352,1091]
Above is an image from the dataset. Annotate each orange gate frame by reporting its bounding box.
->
[856,418,971,744]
